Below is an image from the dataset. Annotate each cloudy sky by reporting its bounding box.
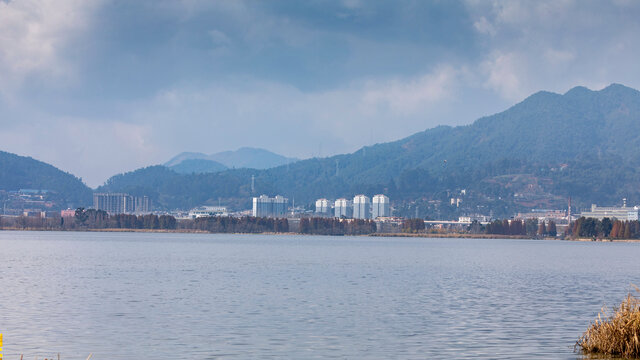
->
[1,0,640,187]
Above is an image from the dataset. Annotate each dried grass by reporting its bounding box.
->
[577,291,640,358]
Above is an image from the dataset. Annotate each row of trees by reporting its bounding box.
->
[1,210,380,235]
[0,209,178,230]
[485,219,557,237]
[74,208,177,230]
[537,220,557,237]
[0,215,62,230]
[299,217,377,235]
[485,219,528,236]
[187,216,289,233]
[402,218,426,233]
[570,217,640,239]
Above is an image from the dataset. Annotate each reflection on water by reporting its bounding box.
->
[1,231,639,359]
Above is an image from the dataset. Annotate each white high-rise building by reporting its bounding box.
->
[252,195,288,217]
[372,194,390,218]
[353,195,371,219]
[334,198,352,218]
[272,195,288,217]
[315,198,331,215]
[252,195,271,217]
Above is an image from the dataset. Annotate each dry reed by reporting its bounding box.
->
[577,291,640,358]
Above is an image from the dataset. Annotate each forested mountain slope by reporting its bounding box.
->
[0,151,92,207]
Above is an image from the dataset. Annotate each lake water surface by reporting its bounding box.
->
[1,231,639,359]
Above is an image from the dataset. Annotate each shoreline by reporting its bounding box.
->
[2,227,640,242]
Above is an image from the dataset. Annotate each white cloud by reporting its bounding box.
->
[473,16,496,36]
[544,48,575,65]
[361,66,460,115]
[480,52,525,101]
[466,0,640,100]
[0,0,101,97]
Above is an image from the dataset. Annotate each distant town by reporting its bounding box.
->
[3,188,640,239]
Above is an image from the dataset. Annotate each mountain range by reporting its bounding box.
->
[3,84,640,218]
[165,147,299,173]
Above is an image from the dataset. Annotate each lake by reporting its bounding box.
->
[1,231,639,359]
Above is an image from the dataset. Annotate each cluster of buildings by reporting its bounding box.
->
[248,194,392,219]
[1,189,57,216]
[316,194,391,219]
[512,199,640,224]
[67,190,640,229]
[93,193,151,214]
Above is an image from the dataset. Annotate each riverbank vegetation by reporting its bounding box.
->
[0,208,177,231]
[577,291,640,358]
[6,209,640,240]
[401,218,426,233]
[186,215,289,233]
[484,219,557,237]
[298,217,376,235]
[0,209,377,235]
[569,217,640,240]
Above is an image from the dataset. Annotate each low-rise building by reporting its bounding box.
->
[188,206,228,218]
[61,209,76,218]
[458,215,491,224]
[515,209,567,223]
[580,203,640,221]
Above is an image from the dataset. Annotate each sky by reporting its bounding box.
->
[1,0,640,187]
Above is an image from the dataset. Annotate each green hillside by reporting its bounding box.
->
[0,151,93,208]
[99,84,640,217]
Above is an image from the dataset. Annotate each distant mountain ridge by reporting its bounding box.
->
[168,159,228,174]
[96,83,640,217]
[165,147,299,170]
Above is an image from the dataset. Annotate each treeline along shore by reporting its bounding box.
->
[3,209,640,241]
[569,216,640,240]
[0,208,378,236]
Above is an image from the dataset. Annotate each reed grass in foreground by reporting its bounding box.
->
[577,292,640,358]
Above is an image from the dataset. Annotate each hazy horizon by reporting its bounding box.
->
[2,1,640,187]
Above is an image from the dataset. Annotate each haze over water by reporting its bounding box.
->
[1,231,639,359]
